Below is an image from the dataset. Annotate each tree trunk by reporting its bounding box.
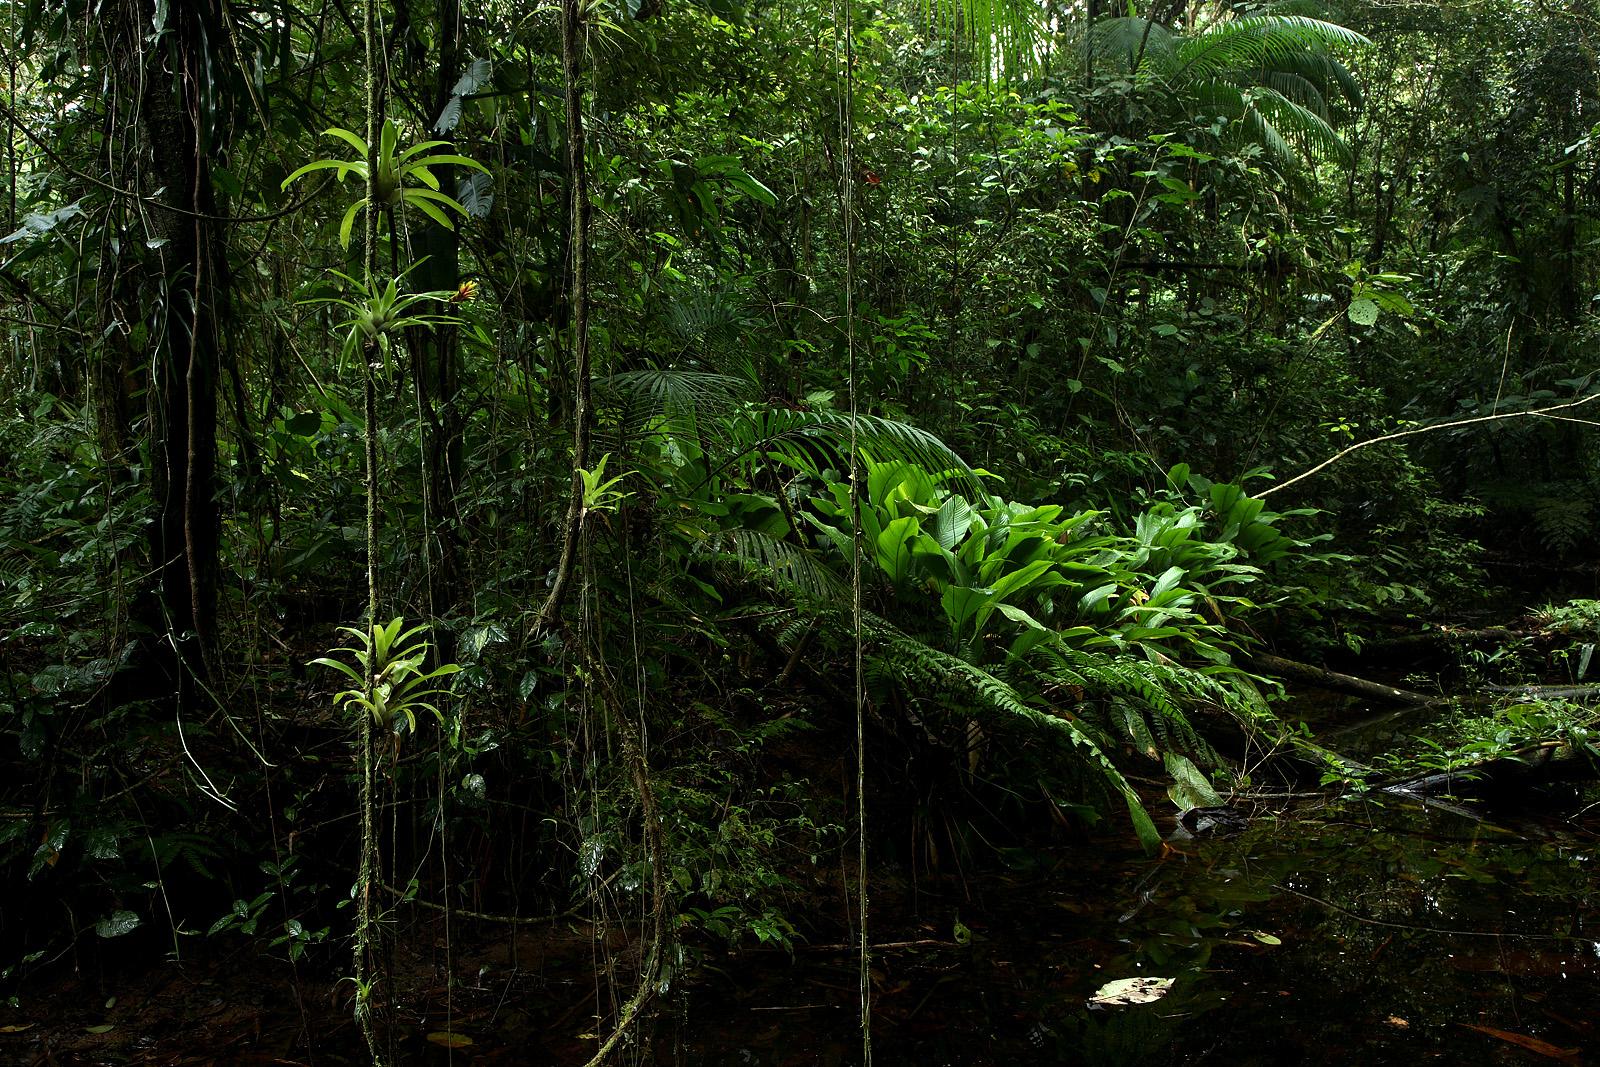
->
[411,0,466,625]
[117,0,225,683]
[533,0,592,634]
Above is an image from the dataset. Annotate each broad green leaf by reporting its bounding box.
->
[95,910,141,938]
[1347,297,1379,326]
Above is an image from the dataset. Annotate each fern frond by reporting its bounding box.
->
[723,409,989,502]
[712,528,850,601]
[865,617,1161,851]
[1024,639,1236,766]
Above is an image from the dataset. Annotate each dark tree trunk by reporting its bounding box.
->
[121,0,227,680]
[411,0,466,624]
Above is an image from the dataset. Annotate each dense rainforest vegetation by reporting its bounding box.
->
[3,0,1599,1061]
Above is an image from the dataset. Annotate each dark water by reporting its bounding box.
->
[667,790,1600,1065]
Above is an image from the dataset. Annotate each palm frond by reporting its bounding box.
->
[921,0,1047,77]
[1190,79,1251,125]
[1174,16,1369,84]
[663,287,757,349]
[1250,86,1352,163]
[1089,16,1177,74]
[1260,48,1362,109]
[601,369,755,429]
[1260,70,1329,115]
[1188,79,1348,165]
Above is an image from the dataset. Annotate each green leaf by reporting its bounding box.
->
[1347,297,1379,326]
[323,127,369,157]
[1164,752,1222,811]
[405,194,456,230]
[338,199,365,249]
[285,411,322,436]
[280,159,357,190]
[1,202,84,245]
[405,153,491,174]
[95,910,141,938]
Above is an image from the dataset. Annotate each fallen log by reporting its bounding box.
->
[1485,683,1600,702]
[1381,741,1593,802]
[1247,652,1441,706]
[1362,625,1527,652]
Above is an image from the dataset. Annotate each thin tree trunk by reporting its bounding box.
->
[533,0,592,634]
[414,0,465,627]
[355,0,387,1060]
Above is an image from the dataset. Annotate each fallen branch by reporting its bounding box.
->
[1247,651,1440,706]
[1363,625,1527,651]
[1486,683,1600,702]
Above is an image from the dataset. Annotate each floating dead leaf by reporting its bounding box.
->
[83,1024,114,1034]
[0,1024,34,1034]
[1386,1016,1409,1028]
[426,1031,474,1049]
[1087,976,1173,1008]
[1460,1023,1580,1063]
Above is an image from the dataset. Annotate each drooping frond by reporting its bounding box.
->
[1260,70,1329,116]
[1089,16,1177,74]
[1261,47,1362,110]
[720,409,989,502]
[1250,86,1352,163]
[921,0,1048,77]
[1173,16,1370,84]
[865,617,1162,850]
[1189,80,1350,165]
[712,528,849,601]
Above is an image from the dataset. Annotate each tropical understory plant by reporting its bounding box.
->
[593,369,1305,848]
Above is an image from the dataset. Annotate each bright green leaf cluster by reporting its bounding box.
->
[311,617,461,734]
[281,119,490,247]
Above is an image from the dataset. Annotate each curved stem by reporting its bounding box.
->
[1260,392,1600,500]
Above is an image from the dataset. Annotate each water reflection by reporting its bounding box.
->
[671,789,1600,1065]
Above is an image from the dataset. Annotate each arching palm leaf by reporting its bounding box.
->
[1091,11,1370,166]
